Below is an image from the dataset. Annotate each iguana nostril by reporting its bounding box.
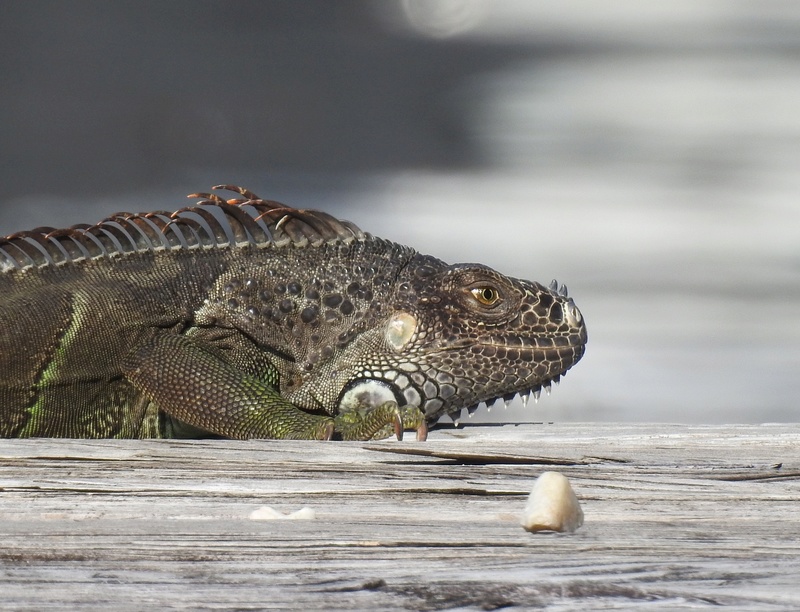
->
[566,300,583,327]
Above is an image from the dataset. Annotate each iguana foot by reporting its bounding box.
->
[334,402,428,441]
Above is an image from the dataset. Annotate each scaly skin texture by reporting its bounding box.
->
[0,186,587,440]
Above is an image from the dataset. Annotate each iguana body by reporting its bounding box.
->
[0,186,587,440]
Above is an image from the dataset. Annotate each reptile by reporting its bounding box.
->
[0,185,587,441]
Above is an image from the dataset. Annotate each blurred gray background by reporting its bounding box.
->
[2,1,798,424]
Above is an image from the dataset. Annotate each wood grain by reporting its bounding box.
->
[1,423,798,610]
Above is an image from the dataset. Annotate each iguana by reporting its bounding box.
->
[0,185,587,440]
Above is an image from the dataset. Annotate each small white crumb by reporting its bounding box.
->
[521,471,583,533]
[249,506,317,521]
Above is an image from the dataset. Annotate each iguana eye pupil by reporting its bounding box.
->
[471,286,499,306]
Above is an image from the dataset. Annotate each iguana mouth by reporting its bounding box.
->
[425,336,585,355]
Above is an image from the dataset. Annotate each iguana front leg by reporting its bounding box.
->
[122,333,335,440]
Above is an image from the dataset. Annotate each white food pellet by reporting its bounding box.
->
[249,506,316,520]
[520,471,583,533]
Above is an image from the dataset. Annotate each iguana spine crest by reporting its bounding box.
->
[0,185,365,272]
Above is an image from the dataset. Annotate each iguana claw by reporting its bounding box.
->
[393,411,404,442]
[320,420,335,441]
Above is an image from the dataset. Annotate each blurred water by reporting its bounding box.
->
[1,1,798,423]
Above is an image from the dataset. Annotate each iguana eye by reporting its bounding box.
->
[470,286,501,306]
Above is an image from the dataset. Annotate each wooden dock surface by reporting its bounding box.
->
[1,423,798,610]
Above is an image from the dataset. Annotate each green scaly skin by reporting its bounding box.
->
[0,186,587,440]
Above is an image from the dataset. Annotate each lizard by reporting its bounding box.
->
[0,185,587,441]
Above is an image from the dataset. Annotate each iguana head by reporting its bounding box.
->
[334,253,587,423]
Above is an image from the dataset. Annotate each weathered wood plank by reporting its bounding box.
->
[1,424,798,610]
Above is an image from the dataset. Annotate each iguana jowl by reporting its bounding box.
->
[0,186,587,440]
